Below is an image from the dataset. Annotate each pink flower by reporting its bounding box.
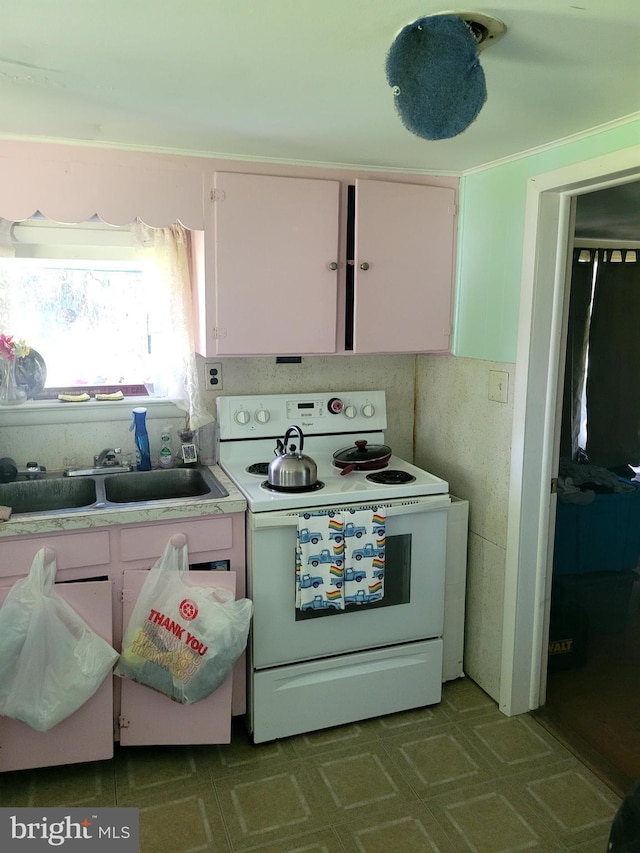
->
[0,334,30,361]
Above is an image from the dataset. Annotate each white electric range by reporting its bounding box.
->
[217,391,459,743]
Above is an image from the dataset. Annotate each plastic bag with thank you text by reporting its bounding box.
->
[115,535,253,704]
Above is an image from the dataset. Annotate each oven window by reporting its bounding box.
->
[295,533,411,620]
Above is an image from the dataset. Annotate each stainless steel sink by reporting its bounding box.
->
[103,467,227,504]
[0,477,98,515]
[0,465,229,517]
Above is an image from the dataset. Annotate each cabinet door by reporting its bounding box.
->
[119,570,236,745]
[212,172,340,355]
[353,179,456,353]
[0,581,114,772]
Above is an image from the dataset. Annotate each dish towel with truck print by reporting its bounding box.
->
[295,508,386,612]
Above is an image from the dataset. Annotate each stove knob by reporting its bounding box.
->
[328,397,343,414]
[234,409,250,425]
[361,403,375,418]
[343,404,357,419]
[255,409,270,424]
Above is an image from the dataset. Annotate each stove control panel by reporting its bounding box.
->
[286,399,327,419]
[217,391,387,439]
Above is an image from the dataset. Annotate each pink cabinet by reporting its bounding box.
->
[353,179,456,354]
[114,514,247,720]
[192,172,456,357]
[194,171,341,356]
[118,569,236,746]
[0,580,115,772]
[0,510,247,770]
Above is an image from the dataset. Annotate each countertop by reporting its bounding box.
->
[0,465,247,538]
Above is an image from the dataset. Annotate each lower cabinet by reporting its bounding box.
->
[0,580,115,772]
[0,511,246,771]
[118,569,236,746]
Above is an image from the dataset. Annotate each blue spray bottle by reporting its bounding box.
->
[130,407,152,471]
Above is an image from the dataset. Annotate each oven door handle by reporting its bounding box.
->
[250,496,451,529]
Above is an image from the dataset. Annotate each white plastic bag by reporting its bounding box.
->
[0,548,119,732]
[115,535,253,704]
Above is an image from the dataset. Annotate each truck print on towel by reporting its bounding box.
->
[295,508,385,611]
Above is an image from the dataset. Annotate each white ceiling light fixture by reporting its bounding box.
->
[435,10,507,51]
[386,10,507,141]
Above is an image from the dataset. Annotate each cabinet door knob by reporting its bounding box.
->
[359,262,370,271]
[328,262,338,270]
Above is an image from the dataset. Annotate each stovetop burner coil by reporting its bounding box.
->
[261,480,325,494]
[366,470,416,485]
[247,462,270,476]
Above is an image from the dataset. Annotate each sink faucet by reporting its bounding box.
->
[94,448,121,467]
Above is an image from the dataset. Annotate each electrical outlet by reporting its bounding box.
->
[203,360,223,391]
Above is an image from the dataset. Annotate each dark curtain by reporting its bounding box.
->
[585,251,640,469]
[560,250,595,460]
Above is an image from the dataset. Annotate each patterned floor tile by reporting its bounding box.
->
[197,724,298,780]
[0,759,117,808]
[441,678,502,721]
[139,791,231,852]
[305,741,422,821]
[383,721,502,797]
[214,760,336,851]
[333,799,462,853]
[114,745,214,806]
[243,827,346,852]
[460,713,574,775]
[427,778,566,851]
[289,721,373,757]
[360,700,453,739]
[0,677,624,852]
[522,762,620,848]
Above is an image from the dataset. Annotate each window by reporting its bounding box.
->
[0,216,208,431]
[0,218,169,396]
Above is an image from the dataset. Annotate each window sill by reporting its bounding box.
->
[0,396,183,427]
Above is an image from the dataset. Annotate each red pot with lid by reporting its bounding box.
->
[333,439,392,475]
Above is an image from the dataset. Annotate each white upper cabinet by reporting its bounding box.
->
[352,179,456,354]
[201,172,341,356]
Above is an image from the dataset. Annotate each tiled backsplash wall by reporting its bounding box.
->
[0,354,417,471]
[415,353,515,701]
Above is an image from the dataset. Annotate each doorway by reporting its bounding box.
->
[532,208,640,794]
[499,146,640,733]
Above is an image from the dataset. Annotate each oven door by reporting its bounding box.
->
[248,496,449,668]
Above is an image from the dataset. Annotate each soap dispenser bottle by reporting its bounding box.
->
[130,407,152,471]
[158,424,175,468]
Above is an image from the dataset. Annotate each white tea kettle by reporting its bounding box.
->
[267,425,318,489]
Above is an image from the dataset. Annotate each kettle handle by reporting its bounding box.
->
[283,424,304,453]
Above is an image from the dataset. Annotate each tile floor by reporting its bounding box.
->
[0,678,622,852]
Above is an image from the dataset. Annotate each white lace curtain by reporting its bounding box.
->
[132,220,211,430]
[0,215,211,430]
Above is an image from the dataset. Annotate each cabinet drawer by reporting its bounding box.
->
[119,516,233,562]
[0,530,110,582]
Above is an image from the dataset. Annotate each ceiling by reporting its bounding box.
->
[574,181,640,243]
[1,0,639,176]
